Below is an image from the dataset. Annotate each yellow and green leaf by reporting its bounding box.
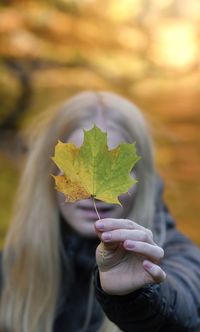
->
[52,125,140,205]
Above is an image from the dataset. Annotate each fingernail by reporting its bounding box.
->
[102,232,111,241]
[143,261,153,269]
[126,240,135,249]
[95,221,105,230]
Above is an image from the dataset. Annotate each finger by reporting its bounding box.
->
[101,229,155,245]
[96,219,155,246]
[95,227,119,250]
[95,218,149,233]
[143,260,166,283]
[94,227,119,251]
[123,240,164,262]
[94,226,102,239]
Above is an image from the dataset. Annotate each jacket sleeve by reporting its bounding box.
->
[94,205,200,332]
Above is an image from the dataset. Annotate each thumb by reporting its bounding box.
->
[96,241,121,272]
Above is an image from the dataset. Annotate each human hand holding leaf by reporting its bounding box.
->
[51,125,140,216]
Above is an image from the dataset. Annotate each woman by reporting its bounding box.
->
[0,91,199,332]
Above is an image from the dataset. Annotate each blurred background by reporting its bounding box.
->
[0,0,199,248]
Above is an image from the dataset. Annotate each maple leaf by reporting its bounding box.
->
[52,125,140,205]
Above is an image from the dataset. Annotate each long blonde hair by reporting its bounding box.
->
[0,91,157,332]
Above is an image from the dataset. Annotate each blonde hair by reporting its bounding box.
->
[0,91,157,332]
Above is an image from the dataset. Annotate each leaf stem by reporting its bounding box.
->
[92,196,100,220]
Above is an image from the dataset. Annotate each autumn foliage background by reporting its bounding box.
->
[0,0,200,248]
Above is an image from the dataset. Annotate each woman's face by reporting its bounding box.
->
[56,123,137,238]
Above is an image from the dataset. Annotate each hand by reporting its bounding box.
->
[95,218,166,295]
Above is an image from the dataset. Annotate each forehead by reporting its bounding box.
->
[67,124,129,149]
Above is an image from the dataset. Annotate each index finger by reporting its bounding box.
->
[95,218,148,233]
